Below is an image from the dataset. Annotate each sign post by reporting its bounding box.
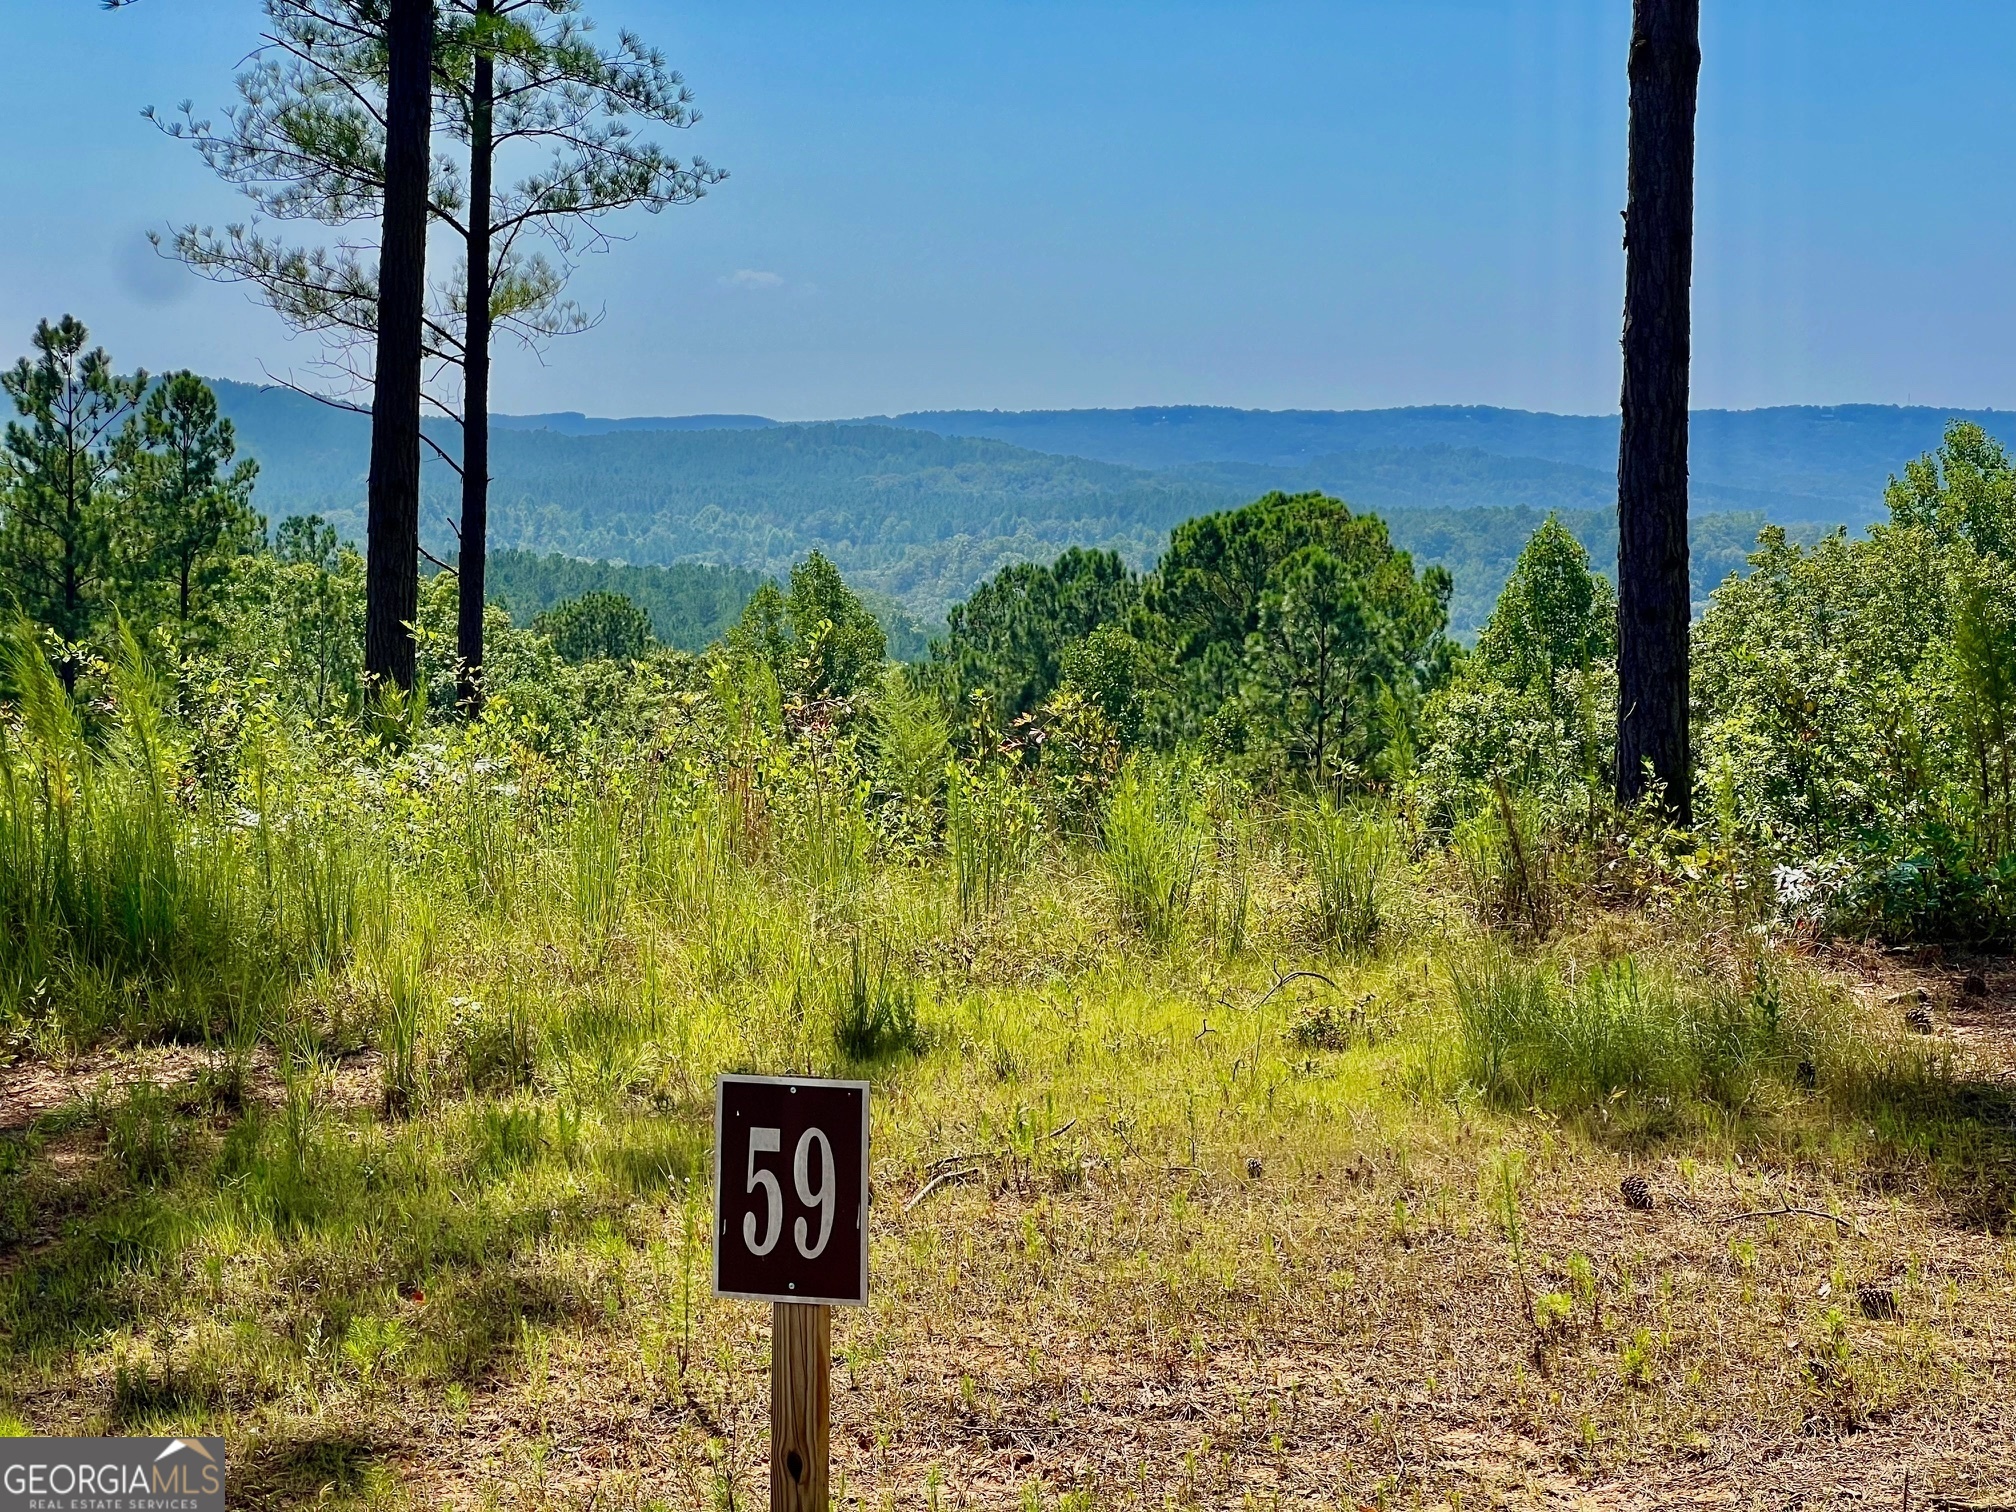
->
[714,1075,869,1511]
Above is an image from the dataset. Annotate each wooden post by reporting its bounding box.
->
[770,1301,829,1511]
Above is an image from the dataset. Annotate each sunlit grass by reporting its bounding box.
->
[0,650,2010,1506]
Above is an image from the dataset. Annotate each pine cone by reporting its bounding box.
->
[1856,1283,1899,1321]
[1906,1003,1935,1034]
[1245,1157,1264,1181]
[1620,1174,1654,1210]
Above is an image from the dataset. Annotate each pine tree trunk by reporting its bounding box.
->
[1615,0,1699,822]
[364,0,434,692]
[456,7,494,712]
[60,523,80,694]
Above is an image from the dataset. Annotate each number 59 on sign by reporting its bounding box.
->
[713,1075,869,1307]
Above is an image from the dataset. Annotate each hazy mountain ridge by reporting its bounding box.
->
[877,403,2016,522]
[1170,445,1792,520]
[206,382,1993,633]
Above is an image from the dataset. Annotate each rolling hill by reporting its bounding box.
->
[876,403,2016,524]
[207,384,1986,636]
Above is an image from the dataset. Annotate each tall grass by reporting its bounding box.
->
[373,933,432,1117]
[1300,798,1398,954]
[456,754,524,912]
[947,762,1038,918]
[569,789,629,946]
[1450,947,1820,1112]
[785,769,872,902]
[1101,759,1203,948]
[0,623,329,1044]
[1202,784,1257,960]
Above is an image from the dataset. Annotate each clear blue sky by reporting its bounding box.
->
[2,1,2012,419]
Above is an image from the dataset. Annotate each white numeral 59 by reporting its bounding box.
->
[743,1126,837,1260]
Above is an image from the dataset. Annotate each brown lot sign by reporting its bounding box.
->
[712,1074,869,1307]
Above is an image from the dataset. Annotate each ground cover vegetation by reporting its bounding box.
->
[3,319,2016,1505]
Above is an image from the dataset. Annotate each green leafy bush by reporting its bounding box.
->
[1694,424,2016,942]
[533,589,656,664]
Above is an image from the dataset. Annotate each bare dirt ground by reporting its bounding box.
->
[370,950,2016,1512]
[1827,945,2016,1079]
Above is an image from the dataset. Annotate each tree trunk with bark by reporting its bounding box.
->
[364,0,435,692]
[1615,0,1700,822]
[456,7,494,711]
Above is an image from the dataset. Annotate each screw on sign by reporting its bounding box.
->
[714,1075,869,1511]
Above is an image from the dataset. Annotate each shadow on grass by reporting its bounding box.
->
[234,1431,393,1507]
[1849,1070,2016,1230]
[1568,1068,2016,1231]
[0,1081,699,1402]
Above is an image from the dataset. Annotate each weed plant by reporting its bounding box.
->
[1452,779,1564,936]
[831,935,925,1063]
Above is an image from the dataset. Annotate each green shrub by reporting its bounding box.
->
[870,668,951,827]
[1691,424,2016,944]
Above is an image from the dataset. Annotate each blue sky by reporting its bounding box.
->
[2,1,2014,418]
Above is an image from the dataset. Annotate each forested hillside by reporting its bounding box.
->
[884,402,2016,522]
[210,381,1850,634]
[483,549,930,658]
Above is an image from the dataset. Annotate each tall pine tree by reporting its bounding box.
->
[0,317,146,689]
[364,0,435,691]
[152,0,719,702]
[434,0,720,704]
[1615,0,1700,820]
